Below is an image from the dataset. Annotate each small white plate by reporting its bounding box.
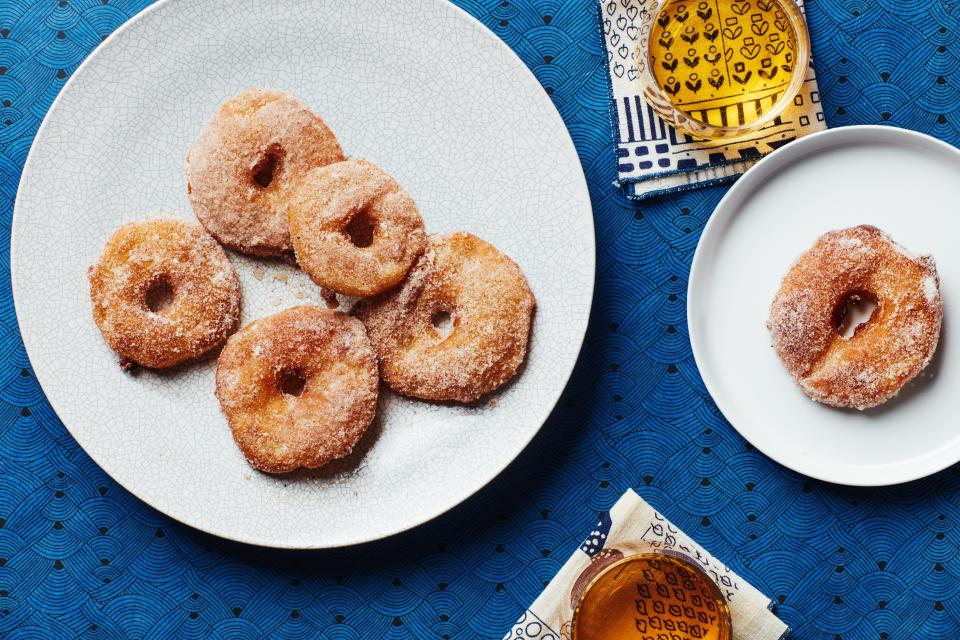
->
[11,0,594,547]
[688,125,960,486]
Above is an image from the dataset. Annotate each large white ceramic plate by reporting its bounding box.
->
[688,125,960,486]
[11,0,594,547]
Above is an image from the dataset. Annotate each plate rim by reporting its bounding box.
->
[10,0,596,548]
[687,124,959,487]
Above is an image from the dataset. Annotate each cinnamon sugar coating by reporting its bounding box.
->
[186,88,344,257]
[357,232,535,403]
[215,306,378,473]
[88,219,241,369]
[286,159,427,297]
[768,225,942,410]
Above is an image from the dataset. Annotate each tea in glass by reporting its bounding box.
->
[572,553,732,640]
[641,0,810,139]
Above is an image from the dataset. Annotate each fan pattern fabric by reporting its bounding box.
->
[1,0,960,638]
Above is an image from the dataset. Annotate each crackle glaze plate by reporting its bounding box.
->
[11,0,594,547]
[688,126,960,487]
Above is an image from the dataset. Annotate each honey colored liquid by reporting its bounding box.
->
[649,0,802,129]
[574,555,730,640]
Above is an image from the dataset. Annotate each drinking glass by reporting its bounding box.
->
[637,0,810,140]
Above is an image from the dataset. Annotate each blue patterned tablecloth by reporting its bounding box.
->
[1,0,960,638]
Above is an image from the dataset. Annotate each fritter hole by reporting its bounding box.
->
[833,291,878,339]
[278,370,307,397]
[431,310,454,340]
[343,208,375,248]
[252,145,283,188]
[145,278,174,313]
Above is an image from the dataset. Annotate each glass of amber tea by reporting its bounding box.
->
[572,553,732,640]
[638,0,810,140]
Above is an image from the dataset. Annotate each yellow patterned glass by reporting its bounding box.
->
[640,0,810,139]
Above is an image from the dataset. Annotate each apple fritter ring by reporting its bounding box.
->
[88,219,241,369]
[357,232,535,403]
[286,158,427,297]
[768,225,941,410]
[215,306,379,473]
[186,88,345,257]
